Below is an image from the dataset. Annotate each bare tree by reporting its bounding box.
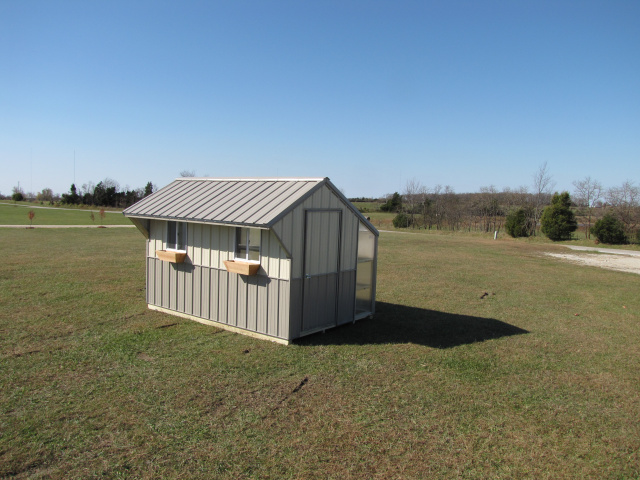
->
[403,178,424,228]
[441,186,461,230]
[102,177,120,191]
[81,181,96,196]
[36,188,54,203]
[180,170,196,177]
[531,162,555,235]
[572,176,602,239]
[427,185,445,230]
[606,180,640,233]
[478,185,499,232]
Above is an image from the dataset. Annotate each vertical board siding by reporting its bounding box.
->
[337,269,356,326]
[268,281,280,337]
[247,278,257,331]
[193,266,201,318]
[227,273,238,327]
[236,275,247,329]
[147,258,154,305]
[218,269,228,324]
[210,225,220,269]
[155,259,163,307]
[162,260,171,309]
[279,281,290,339]
[257,276,269,334]
[289,279,303,340]
[185,265,193,315]
[149,259,292,341]
[209,269,219,321]
[177,267,185,313]
[201,268,210,317]
[148,220,164,257]
[201,223,211,267]
[191,223,202,266]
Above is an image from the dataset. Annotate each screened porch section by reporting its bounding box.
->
[355,221,376,319]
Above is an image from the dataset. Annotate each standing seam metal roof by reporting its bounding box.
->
[123,177,326,227]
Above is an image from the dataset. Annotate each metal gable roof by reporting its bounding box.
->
[123,177,326,227]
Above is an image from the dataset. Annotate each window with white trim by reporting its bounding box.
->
[167,221,187,252]
[235,227,260,263]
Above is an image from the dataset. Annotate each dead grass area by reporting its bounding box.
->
[1,229,639,479]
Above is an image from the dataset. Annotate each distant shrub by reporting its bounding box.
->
[393,213,410,228]
[12,192,24,202]
[505,208,529,238]
[541,192,578,241]
[591,214,627,244]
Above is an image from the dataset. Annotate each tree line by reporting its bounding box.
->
[358,164,639,244]
[8,179,156,208]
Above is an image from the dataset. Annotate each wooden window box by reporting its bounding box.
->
[156,250,187,263]
[223,260,260,276]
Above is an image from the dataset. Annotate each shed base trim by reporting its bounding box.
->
[147,304,290,345]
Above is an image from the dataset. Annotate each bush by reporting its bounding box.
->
[541,192,578,241]
[381,192,402,213]
[591,214,627,244]
[12,192,24,202]
[505,208,530,238]
[393,213,410,228]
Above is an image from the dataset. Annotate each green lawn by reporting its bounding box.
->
[1,228,639,478]
[0,203,131,225]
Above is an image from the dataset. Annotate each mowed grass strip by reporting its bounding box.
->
[0,203,131,225]
[1,229,639,479]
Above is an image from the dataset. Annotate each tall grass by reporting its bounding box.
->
[1,228,639,479]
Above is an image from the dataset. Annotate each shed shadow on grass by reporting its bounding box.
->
[297,301,529,348]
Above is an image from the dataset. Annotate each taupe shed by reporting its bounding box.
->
[123,177,378,344]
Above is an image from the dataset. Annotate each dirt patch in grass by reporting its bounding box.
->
[544,252,640,275]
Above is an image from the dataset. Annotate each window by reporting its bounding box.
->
[167,221,187,251]
[235,227,260,263]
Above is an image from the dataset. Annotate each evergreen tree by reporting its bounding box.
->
[591,214,627,244]
[61,184,80,205]
[505,208,530,238]
[381,192,402,212]
[392,212,410,228]
[540,192,578,241]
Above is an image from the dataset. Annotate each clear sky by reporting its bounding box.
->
[1,1,638,198]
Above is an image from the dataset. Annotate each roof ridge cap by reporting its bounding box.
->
[175,177,326,182]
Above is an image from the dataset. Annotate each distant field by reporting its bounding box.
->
[351,201,382,212]
[0,203,131,225]
[1,229,639,478]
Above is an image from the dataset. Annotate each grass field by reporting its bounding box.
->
[1,228,639,479]
[0,203,131,226]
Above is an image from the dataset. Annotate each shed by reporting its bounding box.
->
[123,177,378,344]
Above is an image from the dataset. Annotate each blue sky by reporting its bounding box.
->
[1,1,638,198]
